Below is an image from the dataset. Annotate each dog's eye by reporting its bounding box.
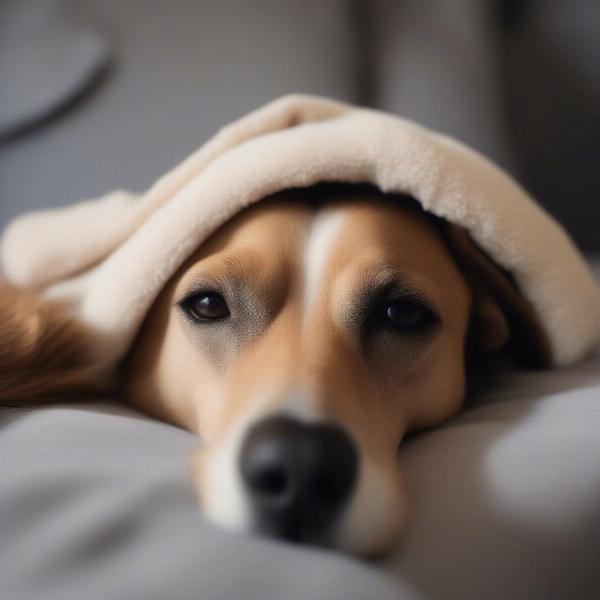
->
[181,292,230,321]
[383,298,434,332]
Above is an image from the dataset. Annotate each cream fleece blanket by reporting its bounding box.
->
[2,94,599,369]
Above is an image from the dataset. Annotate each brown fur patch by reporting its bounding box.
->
[0,280,103,406]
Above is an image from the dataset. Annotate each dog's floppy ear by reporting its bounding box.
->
[445,225,552,368]
[469,287,510,353]
[0,280,108,406]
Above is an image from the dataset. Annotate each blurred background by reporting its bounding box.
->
[1,0,598,252]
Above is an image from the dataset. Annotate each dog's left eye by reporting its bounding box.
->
[382,298,435,332]
[181,292,230,321]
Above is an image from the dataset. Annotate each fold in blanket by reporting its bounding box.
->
[2,94,599,371]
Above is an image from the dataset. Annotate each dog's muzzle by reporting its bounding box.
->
[239,416,358,544]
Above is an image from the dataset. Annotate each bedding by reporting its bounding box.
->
[2,263,599,600]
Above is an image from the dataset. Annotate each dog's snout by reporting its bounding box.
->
[239,416,357,542]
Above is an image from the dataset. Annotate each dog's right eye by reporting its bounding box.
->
[384,298,435,332]
[361,285,440,340]
[180,292,230,322]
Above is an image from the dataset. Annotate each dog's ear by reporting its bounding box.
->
[469,287,510,353]
[444,225,552,368]
[0,280,108,406]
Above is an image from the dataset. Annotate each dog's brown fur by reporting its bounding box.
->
[0,282,99,406]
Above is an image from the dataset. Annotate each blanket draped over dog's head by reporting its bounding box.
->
[2,94,600,373]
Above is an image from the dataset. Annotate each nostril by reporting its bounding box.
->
[254,466,289,497]
[240,423,297,510]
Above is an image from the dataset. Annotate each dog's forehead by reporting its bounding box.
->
[174,194,462,303]
[183,199,312,267]
[309,199,450,266]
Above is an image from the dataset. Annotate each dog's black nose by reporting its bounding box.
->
[239,416,357,543]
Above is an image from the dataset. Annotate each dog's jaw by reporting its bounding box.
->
[333,455,408,556]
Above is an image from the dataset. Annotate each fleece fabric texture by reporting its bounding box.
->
[2,94,599,369]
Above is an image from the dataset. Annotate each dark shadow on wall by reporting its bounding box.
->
[494,0,600,253]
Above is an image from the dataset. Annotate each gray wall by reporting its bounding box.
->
[1,0,598,252]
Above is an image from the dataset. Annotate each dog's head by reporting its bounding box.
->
[123,185,541,556]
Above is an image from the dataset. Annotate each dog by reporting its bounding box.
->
[0,184,548,557]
